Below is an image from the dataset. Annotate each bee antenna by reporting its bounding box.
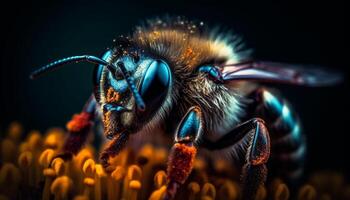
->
[29,55,109,79]
[30,55,146,112]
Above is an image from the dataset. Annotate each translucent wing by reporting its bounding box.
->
[221,61,342,86]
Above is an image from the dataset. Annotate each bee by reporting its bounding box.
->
[30,17,341,199]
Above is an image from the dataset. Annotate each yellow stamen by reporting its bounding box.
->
[218,180,239,200]
[148,186,166,200]
[50,176,73,200]
[74,148,94,169]
[44,128,65,149]
[94,164,106,200]
[201,183,216,200]
[1,139,17,163]
[7,121,23,143]
[154,170,167,189]
[52,158,66,176]
[82,159,96,177]
[42,168,56,200]
[298,184,316,200]
[108,166,125,200]
[274,183,290,200]
[255,185,267,200]
[129,180,142,200]
[18,151,33,186]
[188,182,200,200]
[27,130,43,151]
[123,165,142,199]
[38,149,55,168]
[0,163,21,199]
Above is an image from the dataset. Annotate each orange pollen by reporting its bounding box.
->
[167,143,197,184]
[66,112,92,132]
[151,31,161,39]
[184,47,194,57]
[251,152,269,166]
[106,87,120,103]
[102,111,112,128]
[180,47,199,69]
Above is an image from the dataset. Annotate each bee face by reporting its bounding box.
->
[99,52,172,138]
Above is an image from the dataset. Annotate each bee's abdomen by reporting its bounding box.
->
[251,88,306,182]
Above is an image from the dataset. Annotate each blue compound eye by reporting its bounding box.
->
[137,59,172,120]
[198,65,223,83]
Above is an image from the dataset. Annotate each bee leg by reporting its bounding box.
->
[99,132,129,172]
[52,95,97,163]
[239,118,270,200]
[203,118,270,200]
[251,88,306,183]
[164,106,203,200]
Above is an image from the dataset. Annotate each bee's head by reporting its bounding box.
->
[30,16,250,140]
[97,36,172,138]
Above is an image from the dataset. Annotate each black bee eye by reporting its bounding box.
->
[137,59,172,120]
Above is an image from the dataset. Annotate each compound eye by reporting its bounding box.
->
[138,59,172,119]
[198,65,223,83]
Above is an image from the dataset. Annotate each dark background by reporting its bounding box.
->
[0,0,348,177]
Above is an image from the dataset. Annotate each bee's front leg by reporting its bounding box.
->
[165,106,203,200]
[52,95,97,163]
[100,132,129,171]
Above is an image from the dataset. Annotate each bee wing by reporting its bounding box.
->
[221,61,342,86]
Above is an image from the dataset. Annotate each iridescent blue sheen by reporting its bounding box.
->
[176,108,201,142]
[263,90,283,114]
[137,59,171,120]
[198,65,223,83]
[263,90,300,138]
[30,55,109,79]
[103,104,127,113]
[94,50,113,86]
[140,60,171,96]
